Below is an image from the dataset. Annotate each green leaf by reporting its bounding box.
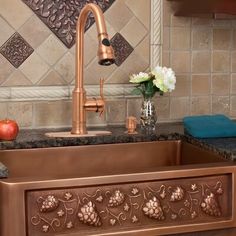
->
[131,88,143,96]
[143,80,155,97]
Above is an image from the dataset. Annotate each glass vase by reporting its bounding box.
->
[140,97,157,132]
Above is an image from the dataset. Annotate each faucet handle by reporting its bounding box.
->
[99,78,105,116]
[100,78,105,100]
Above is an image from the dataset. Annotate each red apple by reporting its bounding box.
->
[0,119,19,141]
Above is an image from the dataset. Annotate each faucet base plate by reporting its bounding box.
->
[45,131,111,138]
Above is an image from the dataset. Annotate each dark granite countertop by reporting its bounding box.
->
[1,123,236,178]
[199,137,236,159]
[0,123,185,150]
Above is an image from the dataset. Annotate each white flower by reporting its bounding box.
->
[152,66,176,92]
[129,72,150,83]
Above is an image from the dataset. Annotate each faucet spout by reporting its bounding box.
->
[71,3,115,135]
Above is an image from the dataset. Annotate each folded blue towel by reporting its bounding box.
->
[183,114,236,138]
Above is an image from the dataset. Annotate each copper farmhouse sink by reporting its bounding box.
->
[0,140,236,236]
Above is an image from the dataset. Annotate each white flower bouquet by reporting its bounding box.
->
[129,66,176,98]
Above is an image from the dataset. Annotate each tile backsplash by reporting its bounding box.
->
[163,0,236,120]
[21,0,116,49]
[0,0,150,128]
[1,0,236,129]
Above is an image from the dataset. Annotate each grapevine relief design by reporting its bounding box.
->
[78,201,102,226]
[29,180,227,234]
[21,0,116,48]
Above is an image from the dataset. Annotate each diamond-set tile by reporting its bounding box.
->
[0,32,34,68]
[36,34,67,66]
[20,53,50,84]
[110,33,134,66]
[0,16,14,46]
[0,54,14,84]
[21,0,115,48]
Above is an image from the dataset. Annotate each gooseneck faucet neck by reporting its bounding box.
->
[75,3,107,89]
[72,3,114,135]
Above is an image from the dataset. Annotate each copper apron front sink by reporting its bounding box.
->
[0,140,236,236]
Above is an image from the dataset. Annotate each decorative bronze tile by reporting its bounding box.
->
[110,33,134,66]
[0,32,34,68]
[21,0,116,48]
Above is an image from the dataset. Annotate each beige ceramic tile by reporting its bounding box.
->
[38,70,66,86]
[8,102,33,127]
[54,52,75,84]
[84,58,117,85]
[0,103,8,119]
[34,100,71,127]
[212,51,230,72]
[170,97,190,119]
[105,0,133,32]
[162,51,170,67]
[70,45,75,56]
[191,96,211,115]
[233,30,236,50]
[212,96,230,115]
[106,67,129,84]
[212,74,230,95]
[192,18,212,26]
[106,99,127,124]
[0,54,15,85]
[119,51,149,77]
[192,27,211,50]
[230,96,236,117]
[84,33,97,67]
[232,20,236,28]
[171,15,191,27]
[134,35,150,68]
[170,51,191,73]
[171,74,190,97]
[213,20,232,28]
[87,111,106,126]
[163,27,170,50]
[120,17,148,48]
[154,96,170,120]
[0,0,33,30]
[192,74,210,95]
[213,29,231,50]
[231,74,236,94]
[104,20,117,39]
[2,70,32,86]
[0,16,14,46]
[127,98,142,122]
[18,15,51,49]
[36,34,67,66]
[20,52,50,84]
[163,0,172,27]
[125,0,150,29]
[171,27,191,50]
[231,51,236,72]
[134,35,150,64]
[192,51,211,73]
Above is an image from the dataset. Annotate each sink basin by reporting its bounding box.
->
[0,140,227,179]
[0,140,236,236]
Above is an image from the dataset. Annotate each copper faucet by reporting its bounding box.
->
[71,3,115,135]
